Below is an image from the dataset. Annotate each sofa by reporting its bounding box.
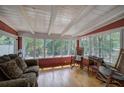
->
[0,54,39,87]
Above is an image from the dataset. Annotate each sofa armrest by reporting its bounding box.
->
[25,59,39,66]
[0,78,30,87]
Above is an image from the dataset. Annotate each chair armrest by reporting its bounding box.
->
[102,62,117,71]
[105,65,117,71]
[108,68,124,80]
[25,59,39,66]
[101,63,118,77]
[0,78,30,87]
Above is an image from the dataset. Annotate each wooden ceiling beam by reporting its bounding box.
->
[48,6,57,35]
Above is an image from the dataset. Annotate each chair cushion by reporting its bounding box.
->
[75,55,81,61]
[21,72,36,79]
[15,57,27,71]
[99,66,112,76]
[21,72,37,87]
[0,55,11,63]
[24,66,39,74]
[99,66,124,80]
[8,54,18,59]
[0,60,23,79]
[112,72,124,80]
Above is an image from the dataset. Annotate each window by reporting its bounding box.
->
[81,37,90,57]
[23,37,76,59]
[61,40,69,56]
[45,39,53,58]
[80,31,120,65]
[24,37,45,59]
[94,35,100,57]
[101,33,111,62]
[69,40,76,55]
[54,40,63,56]
[23,37,34,59]
[110,32,120,64]
[0,33,16,56]
[35,39,44,58]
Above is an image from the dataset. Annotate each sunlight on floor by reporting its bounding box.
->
[38,66,105,87]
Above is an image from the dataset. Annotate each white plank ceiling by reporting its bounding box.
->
[0,5,124,38]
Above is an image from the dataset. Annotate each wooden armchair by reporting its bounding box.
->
[71,55,83,69]
[98,49,124,86]
[88,56,104,74]
[71,47,84,69]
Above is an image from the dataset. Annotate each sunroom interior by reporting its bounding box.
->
[0,5,124,87]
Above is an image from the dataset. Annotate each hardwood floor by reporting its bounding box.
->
[38,66,105,87]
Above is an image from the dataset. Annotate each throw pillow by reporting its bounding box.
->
[15,57,27,71]
[8,54,18,59]
[0,60,23,79]
[0,55,11,63]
